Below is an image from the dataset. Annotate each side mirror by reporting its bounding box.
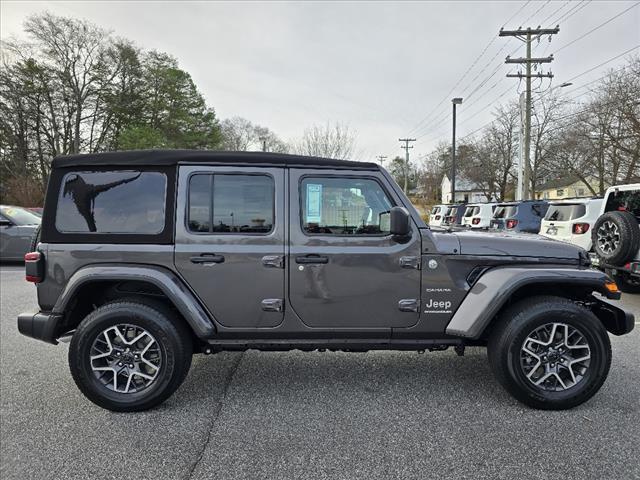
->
[390,206,411,237]
[0,219,13,227]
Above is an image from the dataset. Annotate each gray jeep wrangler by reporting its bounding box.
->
[18,150,634,412]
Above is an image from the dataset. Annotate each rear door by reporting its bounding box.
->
[288,169,421,329]
[174,165,285,328]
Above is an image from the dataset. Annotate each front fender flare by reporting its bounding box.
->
[445,267,618,339]
[53,264,216,338]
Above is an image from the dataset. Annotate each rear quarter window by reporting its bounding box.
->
[56,171,167,234]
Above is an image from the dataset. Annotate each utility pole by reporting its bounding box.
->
[259,135,268,152]
[377,155,387,167]
[398,138,416,194]
[451,98,463,203]
[500,26,559,200]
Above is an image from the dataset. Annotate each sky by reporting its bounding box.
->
[1,1,639,165]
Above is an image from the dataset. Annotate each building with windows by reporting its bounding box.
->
[441,175,491,204]
[535,176,601,200]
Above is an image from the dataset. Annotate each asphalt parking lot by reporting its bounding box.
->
[1,264,639,480]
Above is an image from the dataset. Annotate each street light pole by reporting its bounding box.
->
[451,97,463,203]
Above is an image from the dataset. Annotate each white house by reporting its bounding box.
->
[441,175,491,204]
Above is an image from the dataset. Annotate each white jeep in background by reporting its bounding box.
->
[461,203,497,229]
[429,204,448,227]
[539,198,603,251]
[591,183,640,293]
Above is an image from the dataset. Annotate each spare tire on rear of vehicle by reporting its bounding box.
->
[591,210,639,265]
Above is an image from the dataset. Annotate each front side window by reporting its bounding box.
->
[188,174,274,234]
[56,171,166,234]
[301,177,393,235]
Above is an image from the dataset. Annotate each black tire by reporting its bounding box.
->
[488,296,611,410]
[613,272,640,294]
[591,211,639,265]
[69,299,193,412]
[29,225,41,252]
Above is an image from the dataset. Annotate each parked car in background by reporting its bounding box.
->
[539,198,603,251]
[490,200,549,233]
[0,205,42,261]
[461,203,497,229]
[591,183,640,293]
[442,203,466,227]
[429,204,448,227]
[27,207,43,216]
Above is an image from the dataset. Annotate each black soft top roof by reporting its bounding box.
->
[51,150,379,170]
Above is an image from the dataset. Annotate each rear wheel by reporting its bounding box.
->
[69,299,193,412]
[488,296,611,410]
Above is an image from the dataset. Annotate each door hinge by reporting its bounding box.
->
[261,298,284,312]
[262,255,284,268]
[399,256,420,269]
[398,299,419,312]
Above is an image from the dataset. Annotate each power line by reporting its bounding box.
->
[553,2,640,54]
[554,0,590,24]
[405,0,533,136]
[458,45,639,141]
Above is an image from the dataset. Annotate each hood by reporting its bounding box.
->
[453,230,584,260]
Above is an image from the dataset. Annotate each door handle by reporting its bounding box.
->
[295,254,329,264]
[190,254,225,264]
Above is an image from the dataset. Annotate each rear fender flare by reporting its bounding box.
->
[53,264,216,338]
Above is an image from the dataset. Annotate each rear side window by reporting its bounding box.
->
[188,174,275,234]
[494,205,518,218]
[56,171,166,234]
[545,204,586,221]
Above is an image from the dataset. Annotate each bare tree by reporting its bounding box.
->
[292,122,357,159]
[220,117,255,151]
[219,116,288,153]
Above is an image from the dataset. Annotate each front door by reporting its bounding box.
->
[288,169,421,329]
[175,166,285,328]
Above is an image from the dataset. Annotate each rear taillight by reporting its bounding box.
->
[506,219,518,229]
[472,218,481,225]
[24,251,43,283]
[573,223,590,234]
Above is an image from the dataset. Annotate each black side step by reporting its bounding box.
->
[203,338,465,353]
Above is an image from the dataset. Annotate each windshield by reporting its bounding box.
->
[431,206,441,214]
[544,204,586,221]
[493,205,518,219]
[0,206,42,226]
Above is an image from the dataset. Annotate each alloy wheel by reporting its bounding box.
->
[89,324,162,394]
[520,322,591,392]
[597,220,620,254]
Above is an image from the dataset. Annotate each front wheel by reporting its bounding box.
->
[69,299,193,412]
[488,296,611,410]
